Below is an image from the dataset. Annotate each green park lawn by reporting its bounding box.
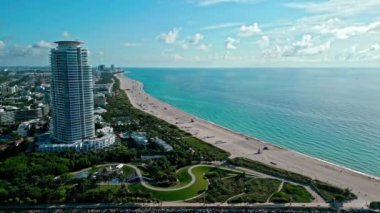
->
[128,165,213,201]
[173,166,192,187]
[122,165,136,177]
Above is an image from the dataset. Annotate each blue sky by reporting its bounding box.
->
[0,0,380,67]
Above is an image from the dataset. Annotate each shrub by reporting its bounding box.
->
[370,202,380,210]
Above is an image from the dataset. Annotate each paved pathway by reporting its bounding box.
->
[70,162,326,204]
[127,164,198,191]
[225,164,326,203]
[79,163,242,192]
[267,180,284,203]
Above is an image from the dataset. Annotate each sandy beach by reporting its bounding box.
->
[116,73,380,206]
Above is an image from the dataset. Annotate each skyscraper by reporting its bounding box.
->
[50,41,95,144]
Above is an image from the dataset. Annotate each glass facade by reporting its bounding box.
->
[50,41,95,144]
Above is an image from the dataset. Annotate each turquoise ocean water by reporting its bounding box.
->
[126,68,380,177]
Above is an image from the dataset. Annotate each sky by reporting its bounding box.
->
[0,0,380,67]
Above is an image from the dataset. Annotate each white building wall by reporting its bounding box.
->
[36,127,115,152]
[50,41,95,144]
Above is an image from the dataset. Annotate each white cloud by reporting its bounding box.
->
[337,43,380,62]
[298,41,331,56]
[284,0,380,17]
[257,36,270,48]
[201,22,242,30]
[315,19,380,39]
[158,28,181,44]
[189,33,204,44]
[239,22,261,37]
[358,43,380,54]
[32,40,55,48]
[123,42,142,47]
[197,0,261,6]
[293,34,313,48]
[314,18,341,34]
[337,45,358,62]
[197,44,210,52]
[262,45,282,58]
[262,35,331,58]
[225,37,239,49]
[2,43,50,58]
[257,0,380,65]
[62,31,70,38]
[334,21,380,39]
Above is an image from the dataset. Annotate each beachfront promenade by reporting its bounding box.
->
[116,73,380,206]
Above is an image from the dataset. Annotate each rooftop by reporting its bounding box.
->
[54,41,84,49]
[54,41,84,45]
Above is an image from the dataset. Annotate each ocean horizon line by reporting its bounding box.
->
[2,65,380,70]
[123,66,380,69]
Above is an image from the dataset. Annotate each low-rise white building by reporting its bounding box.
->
[35,127,116,152]
[17,119,39,137]
[94,114,103,123]
[1,85,18,96]
[94,93,107,107]
[94,107,107,114]
[0,111,15,125]
[93,83,113,97]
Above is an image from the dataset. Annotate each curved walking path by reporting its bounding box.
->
[127,164,199,191]
[77,163,242,192]
[70,162,325,204]
[267,180,284,203]
[232,165,325,203]
[225,193,246,203]
[128,164,245,192]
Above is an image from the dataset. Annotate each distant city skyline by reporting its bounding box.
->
[0,0,380,67]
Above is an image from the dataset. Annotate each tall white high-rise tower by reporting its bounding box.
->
[50,41,95,144]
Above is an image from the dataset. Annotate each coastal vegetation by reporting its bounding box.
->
[270,183,313,203]
[229,157,312,184]
[192,170,313,204]
[312,180,357,202]
[0,149,139,204]
[370,202,380,210]
[229,157,357,203]
[0,151,314,204]
[104,74,229,162]
[74,185,152,203]
[227,178,282,203]
[195,171,282,203]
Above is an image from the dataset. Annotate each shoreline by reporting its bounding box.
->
[188,114,380,182]
[116,73,380,205]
